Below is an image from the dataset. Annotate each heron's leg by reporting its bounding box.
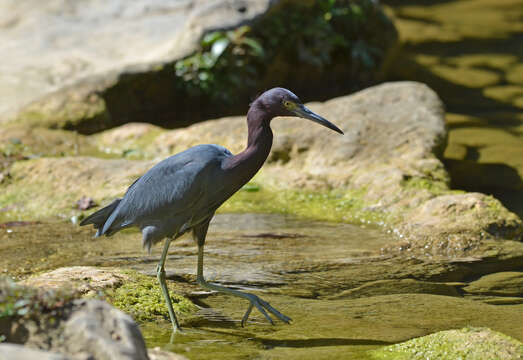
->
[156,237,181,332]
[196,243,291,327]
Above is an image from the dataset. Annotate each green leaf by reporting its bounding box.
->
[201,31,225,47]
[241,38,265,58]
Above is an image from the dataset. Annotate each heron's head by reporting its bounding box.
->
[254,87,343,134]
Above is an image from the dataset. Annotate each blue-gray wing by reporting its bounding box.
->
[101,144,232,237]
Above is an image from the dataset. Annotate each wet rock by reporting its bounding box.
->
[370,327,523,360]
[0,344,71,360]
[176,292,523,358]
[1,1,396,132]
[464,272,523,297]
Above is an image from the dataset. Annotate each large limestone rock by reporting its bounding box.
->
[1,0,397,133]
[0,0,271,118]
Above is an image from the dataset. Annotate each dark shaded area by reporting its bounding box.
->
[387,36,523,117]
[445,159,523,191]
[261,337,392,348]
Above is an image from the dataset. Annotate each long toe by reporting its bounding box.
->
[243,293,291,326]
[241,304,254,327]
[258,298,292,324]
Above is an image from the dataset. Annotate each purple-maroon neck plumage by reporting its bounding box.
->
[222,88,305,190]
[223,97,274,185]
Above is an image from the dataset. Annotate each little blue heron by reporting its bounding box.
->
[81,88,343,331]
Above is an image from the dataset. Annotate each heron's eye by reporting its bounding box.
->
[283,100,296,110]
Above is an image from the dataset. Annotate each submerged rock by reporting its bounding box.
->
[370,327,523,360]
[464,271,523,297]
[328,279,461,299]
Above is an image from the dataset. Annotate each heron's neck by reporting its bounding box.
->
[224,106,273,183]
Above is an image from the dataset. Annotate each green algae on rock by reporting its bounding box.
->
[370,327,523,360]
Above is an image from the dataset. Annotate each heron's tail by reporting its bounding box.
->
[79,199,121,237]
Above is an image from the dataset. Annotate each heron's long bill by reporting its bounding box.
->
[293,105,344,134]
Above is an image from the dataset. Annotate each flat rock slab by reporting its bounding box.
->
[21,266,130,296]
[0,0,270,117]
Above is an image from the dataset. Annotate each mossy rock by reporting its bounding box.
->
[370,327,523,360]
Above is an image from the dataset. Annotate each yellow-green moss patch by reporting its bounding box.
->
[220,182,388,225]
[104,270,197,323]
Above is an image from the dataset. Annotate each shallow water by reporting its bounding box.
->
[3,213,522,359]
[0,213,388,282]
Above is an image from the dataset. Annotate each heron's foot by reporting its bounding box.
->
[241,292,292,327]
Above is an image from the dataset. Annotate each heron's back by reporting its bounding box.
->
[81,144,233,249]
